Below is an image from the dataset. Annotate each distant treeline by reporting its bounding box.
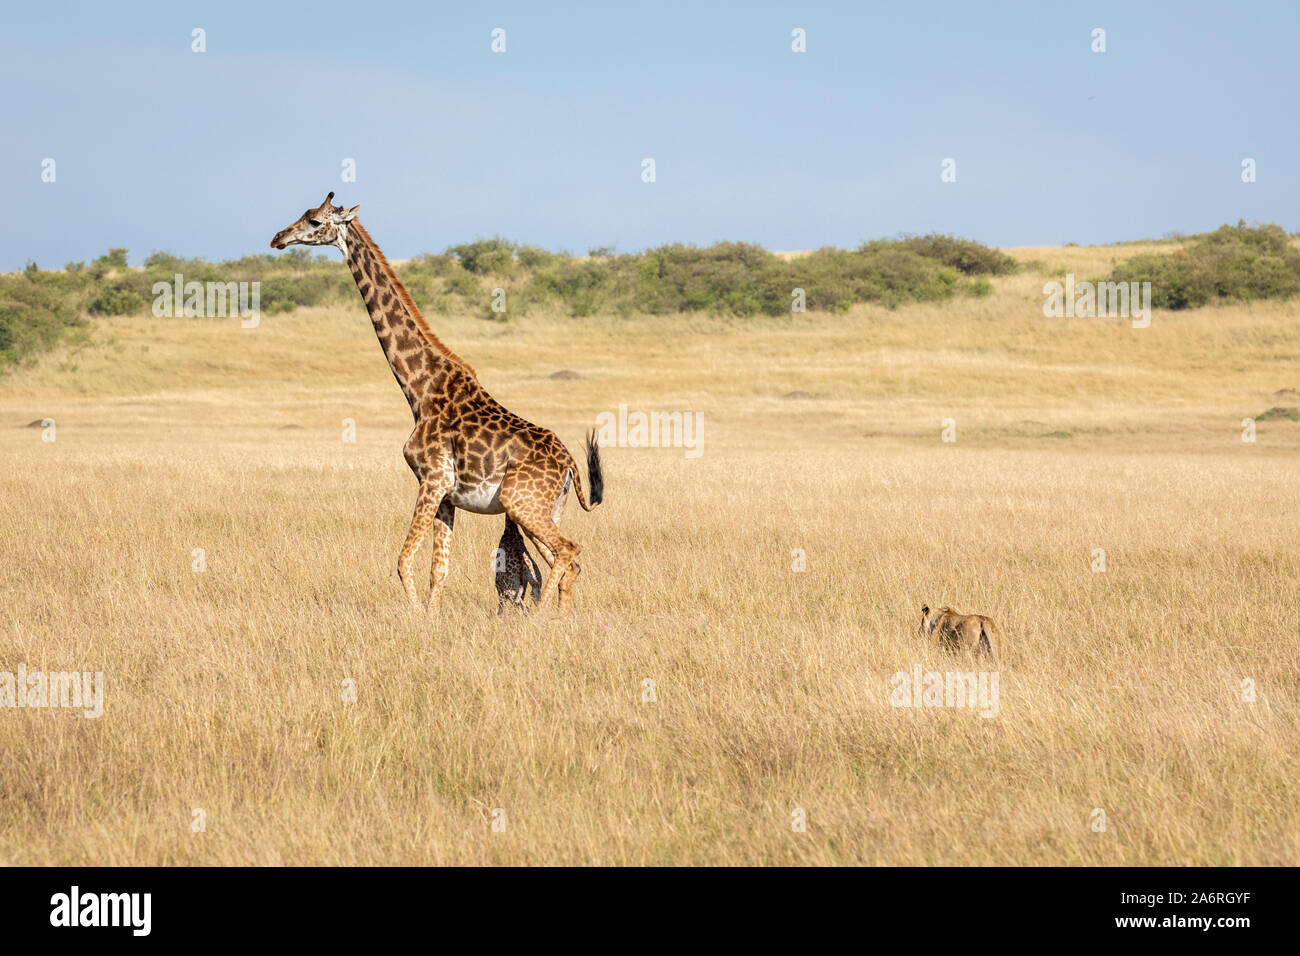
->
[3,224,1297,371]
[0,234,1015,369]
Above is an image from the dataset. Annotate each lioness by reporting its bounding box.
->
[919,605,998,659]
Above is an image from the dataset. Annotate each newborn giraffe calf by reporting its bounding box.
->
[495,519,542,615]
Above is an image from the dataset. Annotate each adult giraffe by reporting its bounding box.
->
[270,192,603,612]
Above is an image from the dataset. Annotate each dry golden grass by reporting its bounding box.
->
[1,246,1298,865]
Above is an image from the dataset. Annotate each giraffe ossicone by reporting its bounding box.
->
[271,192,604,613]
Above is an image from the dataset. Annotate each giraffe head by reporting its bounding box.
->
[270,192,360,254]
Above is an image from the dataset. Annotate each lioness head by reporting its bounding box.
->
[919,604,936,638]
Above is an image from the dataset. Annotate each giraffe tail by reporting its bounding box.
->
[572,429,604,512]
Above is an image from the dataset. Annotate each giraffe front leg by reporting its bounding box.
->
[398,485,437,607]
[398,475,452,608]
[426,499,456,615]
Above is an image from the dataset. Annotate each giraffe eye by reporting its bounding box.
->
[308,218,322,227]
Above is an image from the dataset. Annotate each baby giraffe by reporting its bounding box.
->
[495,519,542,615]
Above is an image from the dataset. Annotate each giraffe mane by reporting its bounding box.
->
[349,220,478,380]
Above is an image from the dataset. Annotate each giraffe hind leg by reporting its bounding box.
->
[519,538,576,611]
[499,458,582,612]
[509,509,579,611]
[556,560,579,611]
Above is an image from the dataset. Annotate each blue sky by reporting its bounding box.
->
[4,0,1296,269]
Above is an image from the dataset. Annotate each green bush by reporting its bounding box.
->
[493,236,992,318]
[1104,222,1300,309]
[0,270,86,368]
[516,245,559,270]
[408,253,458,277]
[879,234,1018,275]
[443,270,482,300]
[258,274,336,313]
[88,285,145,315]
[1256,406,1299,422]
[447,238,515,276]
[94,248,130,270]
[143,251,185,272]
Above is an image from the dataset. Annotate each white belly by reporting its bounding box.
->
[448,480,505,515]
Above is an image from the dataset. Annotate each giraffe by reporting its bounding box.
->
[494,517,542,615]
[270,192,603,612]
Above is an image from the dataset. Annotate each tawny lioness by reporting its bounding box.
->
[919,605,998,659]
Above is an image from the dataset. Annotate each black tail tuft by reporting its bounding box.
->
[585,429,604,507]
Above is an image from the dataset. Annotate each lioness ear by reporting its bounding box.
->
[921,605,929,617]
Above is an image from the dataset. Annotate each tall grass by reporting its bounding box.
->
[1,248,1297,863]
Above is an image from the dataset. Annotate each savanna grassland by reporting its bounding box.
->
[1,240,1298,865]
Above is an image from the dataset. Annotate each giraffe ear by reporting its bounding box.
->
[335,204,360,223]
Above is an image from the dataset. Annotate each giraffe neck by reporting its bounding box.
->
[341,220,476,418]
